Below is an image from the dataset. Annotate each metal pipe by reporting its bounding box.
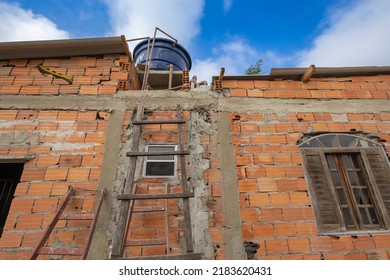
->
[168,64,173,89]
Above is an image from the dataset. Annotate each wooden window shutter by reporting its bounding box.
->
[362,148,390,227]
[301,149,343,233]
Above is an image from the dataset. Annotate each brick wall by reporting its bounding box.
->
[226,74,390,260]
[0,54,140,96]
[0,109,109,259]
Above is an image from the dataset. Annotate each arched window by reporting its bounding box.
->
[299,133,390,234]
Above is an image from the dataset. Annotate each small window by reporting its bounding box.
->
[299,133,390,234]
[0,163,24,237]
[144,145,177,177]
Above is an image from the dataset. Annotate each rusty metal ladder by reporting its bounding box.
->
[111,105,202,260]
[29,187,105,260]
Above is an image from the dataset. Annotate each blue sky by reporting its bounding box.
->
[1,0,390,82]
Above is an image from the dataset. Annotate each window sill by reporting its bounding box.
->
[320,229,390,236]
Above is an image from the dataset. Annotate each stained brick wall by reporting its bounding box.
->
[0,109,109,259]
[0,54,140,95]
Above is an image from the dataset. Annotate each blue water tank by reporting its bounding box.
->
[133,38,192,71]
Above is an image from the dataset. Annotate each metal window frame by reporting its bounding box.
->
[143,144,178,178]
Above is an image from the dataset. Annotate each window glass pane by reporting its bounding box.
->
[326,154,336,169]
[147,146,175,160]
[319,135,339,147]
[348,171,357,185]
[353,188,363,205]
[305,138,323,147]
[337,188,348,205]
[338,135,357,147]
[351,154,360,169]
[331,171,341,186]
[362,188,371,204]
[342,208,354,226]
[145,162,175,176]
[369,208,379,224]
[359,208,369,224]
[342,155,351,168]
[356,172,365,185]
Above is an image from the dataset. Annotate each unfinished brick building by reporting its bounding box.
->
[1,36,390,260]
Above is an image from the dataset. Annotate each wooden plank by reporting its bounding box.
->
[114,253,203,260]
[126,151,189,157]
[177,106,193,253]
[111,106,143,257]
[133,206,165,212]
[117,193,194,200]
[58,214,94,220]
[300,64,316,82]
[38,247,83,256]
[30,187,74,260]
[132,120,186,125]
[125,238,166,246]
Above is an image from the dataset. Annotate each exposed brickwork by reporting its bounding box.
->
[0,109,109,259]
[0,54,140,96]
[228,76,390,99]
[228,85,390,260]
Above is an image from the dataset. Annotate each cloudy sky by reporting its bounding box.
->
[1,0,390,82]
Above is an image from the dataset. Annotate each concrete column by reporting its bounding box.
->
[217,111,247,260]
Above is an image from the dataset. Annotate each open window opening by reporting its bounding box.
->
[144,145,177,177]
[0,163,24,237]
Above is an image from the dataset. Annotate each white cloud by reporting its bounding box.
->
[0,2,69,42]
[296,0,390,67]
[103,0,205,51]
[223,0,233,12]
[191,39,261,83]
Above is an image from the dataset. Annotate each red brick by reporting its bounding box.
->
[282,207,314,221]
[238,180,257,192]
[265,238,288,255]
[59,155,82,167]
[284,166,304,177]
[0,85,21,94]
[20,169,45,181]
[253,223,274,238]
[0,110,18,120]
[98,85,117,95]
[0,232,23,248]
[235,154,253,166]
[345,252,367,260]
[249,193,270,206]
[36,155,60,167]
[274,222,296,236]
[289,192,310,205]
[331,236,354,251]
[246,166,266,178]
[28,182,53,196]
[241,208,260,222]
[257,179,277,192]
[44,168,69,181]
[265,166,285,178]
[261,208,283,222]
[288,238,310,253]
[270,193,290,206]
[230,88,247,97]
[32,197,59,212]
[309,236,333,251]
[9,198,34,213]
[15,214,44,229]
[253,153,273,164]
[67,168,90,180]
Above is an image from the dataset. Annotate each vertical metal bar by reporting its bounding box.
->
[168,64,173,89]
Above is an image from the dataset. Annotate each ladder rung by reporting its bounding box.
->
[126,151,189,157]
[133,120,186,125]
[133,206,165,212]
[58,214,94,220]
[38,247,83,256]
[126,238,166,246]
[115,253,203,260]
[117,193,194,200]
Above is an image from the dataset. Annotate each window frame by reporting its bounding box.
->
[299,134,390,234]
[143,144,178,178]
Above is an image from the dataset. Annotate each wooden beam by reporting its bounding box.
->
[117,193,194,200]
[219,67,225,80]
[300,64,316,82]
[126,151,189,157]
[132,120,186,125]
[114,253,203,260]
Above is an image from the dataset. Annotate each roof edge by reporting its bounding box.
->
[213,66,390,81]
[0,36,131,60]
